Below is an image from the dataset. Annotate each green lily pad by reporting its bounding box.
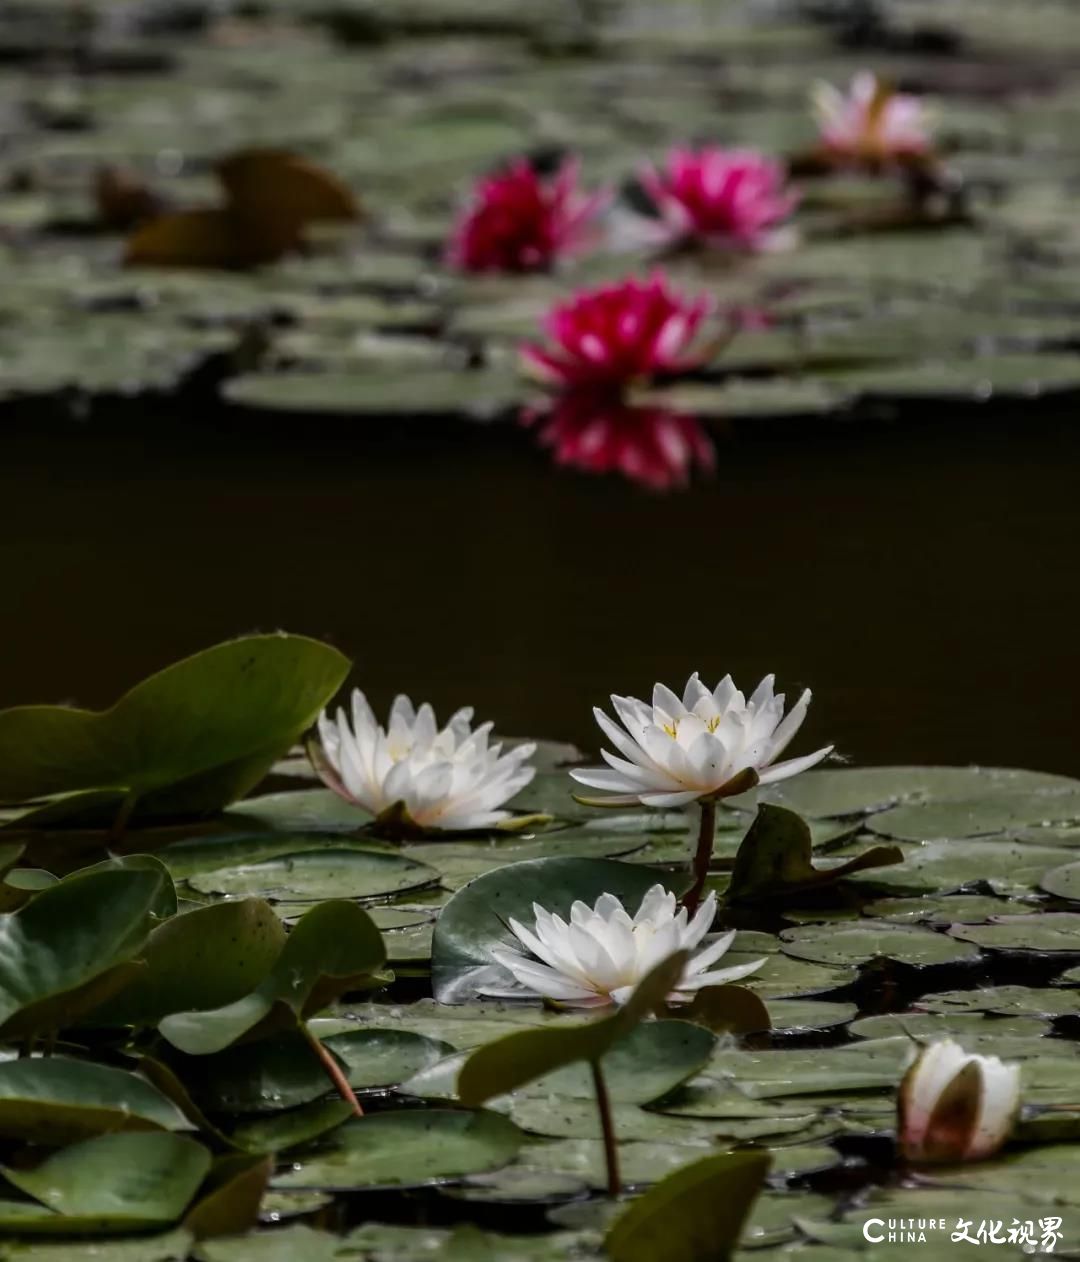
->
[431,856,683,1003]
[869,790,1080,840]
[230,1099,354,1155]
[159,900,386,1054]
[0,1057,189,1144]
[779,921,980,967]
[0,1132,211,1235]
[321,1027,454,1089]
[168,1030,342,1115]
[706,1039,913,1100]
[765,998,858,1031]
[849,1011,1050,1042]
[223,368,521,419]
[948,912,1080,952]
[186,848,439,902]
[93,898,287,1027]
[0,635,349,823]
[271,1109,523,1190]
[1040,859,1080,900]
[605,1149,769,1262]
[730,766,1080,820]
[0,866,167,1038]
[918,985,1080,1018]
[842,838,1079,897]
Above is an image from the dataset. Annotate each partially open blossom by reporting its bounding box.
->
[446,157,608,273]
[310,691,535,831]
[813,72,932,165]
[638,146,797,252]
[571,672,832,808]
[488,884,763,1006]
[898,1039,1020,1164]
[523,394,714,491]
[522,273,713,391]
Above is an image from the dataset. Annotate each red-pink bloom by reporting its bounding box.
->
[638,147,797,251]
[521,273,712,390]
[524,393,715,491]
[446,157,608,273]
[813,72,932,164]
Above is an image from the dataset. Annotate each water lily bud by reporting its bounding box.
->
[898,1038,1020,1164]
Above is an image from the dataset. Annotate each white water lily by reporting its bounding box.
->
[570,672,832,808]
[310,690,535,831]
[898,1039,1021,1164]
[488,884,764,1007]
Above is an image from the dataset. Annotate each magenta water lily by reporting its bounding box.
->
[638,145,797,252]
[446,156,609,274]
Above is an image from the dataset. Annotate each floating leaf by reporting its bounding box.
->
[186,848,438,903]
[159,900,385,1054]
[948,912,1080,952]
[0,1132,211,1235]
[94,899,286,1027]
[0,635,349,823]
[779,920,980,967]
[0,1057,189,1144]
[183,1153,272,1241]
[605,1149,769,1262]
[0,866,166,1038]
[272,1109,523,1190]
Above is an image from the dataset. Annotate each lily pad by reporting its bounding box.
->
[0,1132,211,1235]
[868,790,1080,840]
[779,921,980,967]
[948,912,1080,952]
[186,848,439,903]
[0,1057,189,1144]
[271,1109,523,1190]
[159,900,386,1054]
[0,866,167,1038]
[0,635,349,823]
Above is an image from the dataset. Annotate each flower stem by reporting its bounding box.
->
[682,795,717,918]
[303,1025,364,1118]
[591,1058,620,1198]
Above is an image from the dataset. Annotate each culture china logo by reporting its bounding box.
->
[861,1218,1064,1252]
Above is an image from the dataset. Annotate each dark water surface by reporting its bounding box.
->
[3,405,1079,776]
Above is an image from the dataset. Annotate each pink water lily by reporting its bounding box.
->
[638,146,797,251]
[446,156,609,273]
[522,273,713,391]
[813,72,932,165]
[523,394,714,491]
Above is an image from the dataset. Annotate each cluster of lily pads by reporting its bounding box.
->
[4,0,1080,490]
[1,632,1079,1259]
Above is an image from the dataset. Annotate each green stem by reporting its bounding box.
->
[302,1025,363,1118]
[682,796,717,918]
[591,1059,620,1198]
[109,790,138,845]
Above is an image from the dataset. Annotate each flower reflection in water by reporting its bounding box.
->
[523,392,715,492]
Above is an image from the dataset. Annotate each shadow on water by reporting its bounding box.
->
[2,397,1079,775]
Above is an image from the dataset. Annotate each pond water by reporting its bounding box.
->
[4,400,1078,774]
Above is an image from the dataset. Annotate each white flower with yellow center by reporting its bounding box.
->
[310,690,535,831]
[488,884,763,1007]
[898,1039,1021,1164]
[570,672,832,808]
